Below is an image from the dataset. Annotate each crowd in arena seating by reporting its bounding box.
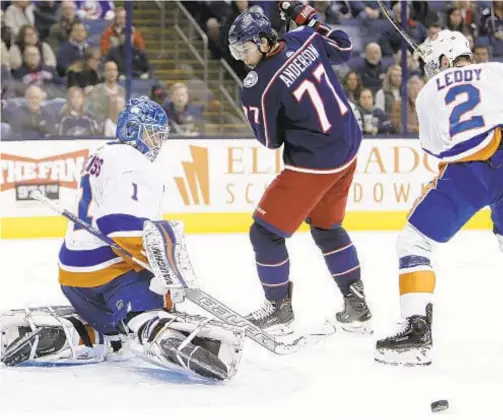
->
[2,1,503,140]
[187,0,503,135]
[1,0,203,139]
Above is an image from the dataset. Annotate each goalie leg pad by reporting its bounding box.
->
[1,306,108,366]
[128,311,245,380]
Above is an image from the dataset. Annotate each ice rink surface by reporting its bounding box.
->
[1,230,502,420]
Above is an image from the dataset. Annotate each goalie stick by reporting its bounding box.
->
[31,190,334,355]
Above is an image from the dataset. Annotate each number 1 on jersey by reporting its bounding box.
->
[293,63,348,133]
[75,174,92,230]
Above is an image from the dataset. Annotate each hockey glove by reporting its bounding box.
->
[279,1,319,28]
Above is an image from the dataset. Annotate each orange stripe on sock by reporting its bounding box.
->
[79,325,97,346]
[164,292,174,311]
[399,271,436,295]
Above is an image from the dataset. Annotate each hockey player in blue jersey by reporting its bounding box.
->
[228,3,372,335]
[0,97,244,380]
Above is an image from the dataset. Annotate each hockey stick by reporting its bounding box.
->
[377,1,420,54]
[31,190,334,355]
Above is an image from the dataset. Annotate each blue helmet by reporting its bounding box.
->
[228,11,275,62]
[116,96,170,161]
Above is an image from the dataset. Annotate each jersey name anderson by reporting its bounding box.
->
[279,44,320,87]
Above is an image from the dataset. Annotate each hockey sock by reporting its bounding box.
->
[250,222,290,301]
[399,256,435,318]
[311,226,360,295]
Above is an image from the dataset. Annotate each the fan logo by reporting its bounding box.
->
[174,146,210,205]
[0,150,88,191]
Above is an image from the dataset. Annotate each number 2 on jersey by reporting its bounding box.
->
[445,84,485,137]
[293,63,348,132]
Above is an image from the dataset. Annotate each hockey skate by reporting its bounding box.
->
[334,280,373,334]
[245,282,294,336]
[374,303,433,366]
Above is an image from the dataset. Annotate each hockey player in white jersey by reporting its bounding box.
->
[375,30,503,366]
[1,97,244,380]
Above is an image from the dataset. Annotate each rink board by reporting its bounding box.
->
[0,138,493,239]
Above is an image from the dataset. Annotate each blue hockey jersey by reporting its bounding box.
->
[241,26,361,173]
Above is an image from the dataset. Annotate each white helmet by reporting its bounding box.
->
[421,30,472,78]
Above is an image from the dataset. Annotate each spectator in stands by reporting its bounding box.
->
[150,80,167,107]
[67,47,101,91]
[333,1,381,22]
[390,76,424,134]
[452,0,480,36]
[34,1,60,41]
[378,2,427,55]
[349,101,363,132]
[165,82,204,136]
[56,21,89,77]
[1,9,13,48]
[58,86,99,136]
[446,6,468,34]
[311,1,341,25]
[12,45,63,87]
[394,49,422,78]
[473,44,492,63]
[343,71,362,104]
[4,1,35,39]
[106,33,151,79]
[87,60,124,123]
[7,85,56,138]
[100,6,145,55]
[76,0,115,20]
[104,95,125,137]
[358,88,392,136]
[199,1,246,59]
[361,42,385,94]
[410,1,440,28]
[9,24,56,71]
[375,64,402,116]
[1,40,9,71]
[425,22,442,43]
[47,1,81,54]
[1,40,12,97]
[480,1,503,40]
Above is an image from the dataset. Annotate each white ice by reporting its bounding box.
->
[1,231,502,420]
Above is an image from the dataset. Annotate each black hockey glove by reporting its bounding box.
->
[279,1,319,27]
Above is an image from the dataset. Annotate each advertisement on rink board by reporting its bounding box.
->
[0,138,491,238]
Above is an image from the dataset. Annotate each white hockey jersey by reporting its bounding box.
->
[416,62,503,163]
[58,142,164,287]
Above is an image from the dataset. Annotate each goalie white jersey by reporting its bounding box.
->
[58,142,165,287]
[416,62,503,163]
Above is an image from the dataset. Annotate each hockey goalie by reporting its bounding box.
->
[0,97,244,381]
